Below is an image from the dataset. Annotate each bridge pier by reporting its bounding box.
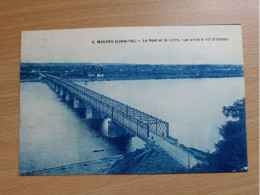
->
[65,92,71,102]
[55,85,59,93]
[59,87,64,96]
[73,98,84,109]
[85,105,104,119]
[107,121,132,138]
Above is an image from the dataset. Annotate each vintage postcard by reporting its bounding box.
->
[20,25,247,175]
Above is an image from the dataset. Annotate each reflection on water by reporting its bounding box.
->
[77,77,245,152]
[19,82,145,173]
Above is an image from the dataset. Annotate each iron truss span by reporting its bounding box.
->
[44,74,169,141]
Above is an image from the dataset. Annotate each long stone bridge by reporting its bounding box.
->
[41,74,203,168]
[42,74,169,143]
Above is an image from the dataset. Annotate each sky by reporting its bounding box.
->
[21,25,243,65]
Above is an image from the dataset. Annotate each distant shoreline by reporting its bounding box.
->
[20,63,244,81]
[20,75,244,83]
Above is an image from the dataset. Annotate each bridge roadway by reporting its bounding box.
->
[42,74,202,168]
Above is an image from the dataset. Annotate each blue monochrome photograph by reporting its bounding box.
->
[19,25,248,175]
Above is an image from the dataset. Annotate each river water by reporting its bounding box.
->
[19,82,145,174]
[20,77,245,173]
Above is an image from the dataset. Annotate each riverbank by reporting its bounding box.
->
[107,146,188,174]
[21,146,188,175]
[20,155,124,175]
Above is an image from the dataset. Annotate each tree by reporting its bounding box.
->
[193,98,248,172]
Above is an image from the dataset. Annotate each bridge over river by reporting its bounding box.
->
[42,74,203,168]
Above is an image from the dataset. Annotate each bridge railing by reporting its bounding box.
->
[44,75,169,139]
